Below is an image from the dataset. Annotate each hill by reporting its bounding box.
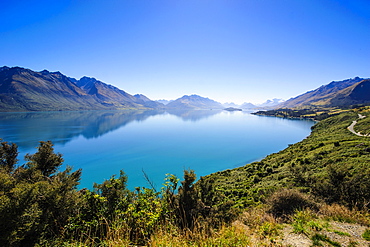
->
[0,66,162,111]
[330,79,370,106]
[197,108,370,209]
[166,94,223,109]
[134,94,165,109]
[278,77,368,108]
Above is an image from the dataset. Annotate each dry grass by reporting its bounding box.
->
[54,203,369,246]
[319,203,370,226]
[150,223,251,247]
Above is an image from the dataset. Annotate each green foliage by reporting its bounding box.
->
[291,210,317,235]
[126,187,163,243]
[313,162,370,208]
[62,168,238,245]
[311,233,341,247]
[0,139,18,172]
[93,170,131,217]
[25,141,64,177]
[177,169,198,229]
[362,228,370,241]
[259,222,281,237]
[0,141,81,246]
[332,230,350,236]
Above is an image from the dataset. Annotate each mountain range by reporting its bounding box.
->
[1,66,369,112]
[0,66,163,111]
[0,66,228,112]
[278,77,370,108]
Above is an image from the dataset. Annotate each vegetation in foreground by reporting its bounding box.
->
[1,107,370,246]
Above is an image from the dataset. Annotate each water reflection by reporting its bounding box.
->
[0,110,161,149]
[0,109,221,150]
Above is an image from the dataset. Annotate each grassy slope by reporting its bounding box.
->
[197,108,370,208]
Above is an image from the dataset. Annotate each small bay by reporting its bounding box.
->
[0,110,314,189]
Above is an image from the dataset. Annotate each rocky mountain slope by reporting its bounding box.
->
[0,66,163,111]
[329,79,370,106]
[278,77,368,108]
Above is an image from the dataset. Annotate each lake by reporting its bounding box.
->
[0,109,314,190]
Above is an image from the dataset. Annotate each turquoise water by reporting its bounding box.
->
[0,110,314,190]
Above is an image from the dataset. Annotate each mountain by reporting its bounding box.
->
[222,102,240,108]
[329,79,370,106]
[166,94,223,109]
[239,99,284,110]
[76,76,148,109]
[134,94,165,108]
[0,66,162,112]
[156,99,173,105]
[257,98,285,108]
[278,77,367,108]
[240,102,256,109]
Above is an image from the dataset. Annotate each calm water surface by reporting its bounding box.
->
[0,110,314,189]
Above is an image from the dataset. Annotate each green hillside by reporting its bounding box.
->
[197,107,370,209]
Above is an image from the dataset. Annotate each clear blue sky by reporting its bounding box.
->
[1,0,369,104]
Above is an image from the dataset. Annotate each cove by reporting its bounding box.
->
[0,110,314,190]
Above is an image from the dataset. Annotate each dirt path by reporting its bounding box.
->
[348,114,369,137]
[280,222,370,247]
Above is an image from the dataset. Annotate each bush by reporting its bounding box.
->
[313,163,370,209]
[0,141,81,246]
[266,188,318,219]
[362,229,370,241]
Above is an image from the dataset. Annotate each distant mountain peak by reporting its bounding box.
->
[156,99,173,105]
[181,94,204,99]
[257,98,285,107]
[40,69,50,75]
[222,102,240,108]
[134,94,150,101]
[240,102,256,109]
[78,76,100,85]
[166,94,223,109]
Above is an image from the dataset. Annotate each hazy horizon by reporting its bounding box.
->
[1,0,369,104]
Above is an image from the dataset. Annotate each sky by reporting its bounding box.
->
[1,0,369,104]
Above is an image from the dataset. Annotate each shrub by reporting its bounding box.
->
[319,203,369,224]
[363,229,370,241]
[311,233,341,247]
[0,141,81,246]
[266,188,318,219]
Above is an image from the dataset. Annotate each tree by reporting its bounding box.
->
[177,169,199,229]
[0,139,18,173]
[25,141,63,177]
[93,170,131,216]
